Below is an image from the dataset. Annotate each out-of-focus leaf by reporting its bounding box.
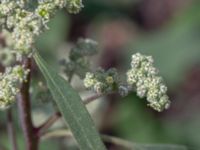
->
[36,11,69,53]
[133,144,188,150]
[115,94,162,143]
[35,11,69,68]
[34,52,106,150]
[103,134,188,150]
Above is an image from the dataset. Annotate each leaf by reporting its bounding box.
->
[133,144,189,150]
[34,52,106,150]
[102,134,189,150]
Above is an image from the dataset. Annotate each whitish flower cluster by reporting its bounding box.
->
[60,38,98,79]
[127,53,170,111]
[66,0,84,14]
[84,68,119,94]
[0,0,84,59]
[0,0,84,110]
[0,65,29,110]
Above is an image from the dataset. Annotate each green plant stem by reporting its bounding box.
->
[17,58,38,150]
[37,92,109,136]
[41,129,134,149]
[7,109,18,150]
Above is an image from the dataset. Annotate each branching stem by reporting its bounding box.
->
[38,92,112,135]
[37,112,61,136]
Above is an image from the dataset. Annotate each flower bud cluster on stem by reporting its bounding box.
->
[127,53,170,111]
[60,38,98,80]
[83,53,170,112]
[0,65,29,109]
[0,0,84,109]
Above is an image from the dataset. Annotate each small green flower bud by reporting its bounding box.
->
[84,69,119,93]
[0,65,29,110]
[70,38,98,60]
[36,3,55,20]
[94,82,105,94]
[66,0,84,14]
[84,72,96,88]
[118,86,129,97]
[83,68,119,94]
[106,76,114,84]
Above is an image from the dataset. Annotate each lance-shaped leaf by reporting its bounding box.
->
[102,134,188,150]
[34,52,106,150]
[133,144,189,150]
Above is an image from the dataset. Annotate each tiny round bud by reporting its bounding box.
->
[83,68,119,94]
[66,0,84,14]
[118,86,129,97]
[106,76,114,84]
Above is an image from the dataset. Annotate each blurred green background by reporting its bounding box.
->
[1,0,200,149]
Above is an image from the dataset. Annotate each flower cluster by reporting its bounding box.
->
[84,68,119,94]
[0,65,29,109]
[127,53,170,111]
[0,0,84,110]
[60,38,98,79]
[0,0,84,59]
[66,0,84,14]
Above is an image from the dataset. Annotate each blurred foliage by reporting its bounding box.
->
[130,3,200,88]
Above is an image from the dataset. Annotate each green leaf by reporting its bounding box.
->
[34,52,106,150]
[102,134,188,150]
[133,144,189,150]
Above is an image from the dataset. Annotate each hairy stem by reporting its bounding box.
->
[7,109,18,150]
[17,58,38,150]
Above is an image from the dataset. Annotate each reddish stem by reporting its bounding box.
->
[17,58,39,150]
[37,92,109,136]
[37,112,61,136]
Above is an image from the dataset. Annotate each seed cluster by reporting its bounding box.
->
[0,65,29,109]
[60,38,98,79]
[0,0,84,59]
[127,53,170,111]
[0,0,84,110]
[84,68,119,94]
[83,53,170,111]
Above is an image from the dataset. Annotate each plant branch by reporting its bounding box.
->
[17,58,38,150]
[37,112,61,136]
[102,134,134,149]
[83,93,105,105]
[37,92,111,136]
[7,109,18,150]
